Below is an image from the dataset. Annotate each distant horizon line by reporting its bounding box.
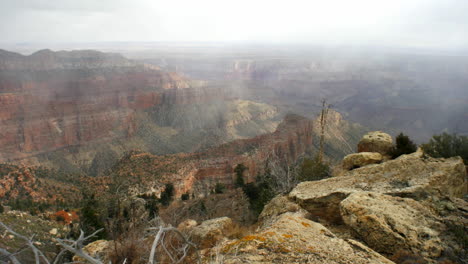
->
[1,41,467,57]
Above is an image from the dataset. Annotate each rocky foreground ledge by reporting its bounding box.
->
[75,131,466,263]
[199,132,467,264]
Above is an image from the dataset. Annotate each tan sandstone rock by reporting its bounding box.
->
[206,212,394,264]
[342,152,383,170]
[190,216,234,248]
[258,195,307,224]
[48,228,58,235]
[289,152,466,223]
[177,219,198,231]
[72,240,113,263]
[357,131,393,156]
[340,192,444,258]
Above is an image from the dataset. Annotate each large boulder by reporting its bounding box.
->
[206,212,394,264]
[190,216,234,248]
[289,152,467,223]
[342,152,383,170]
[340,192,444,258]
[258,195,307,224]
[357,131,393,156]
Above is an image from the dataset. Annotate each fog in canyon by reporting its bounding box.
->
[0,0,467,171]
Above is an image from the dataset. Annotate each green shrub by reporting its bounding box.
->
[390,133,417,158]
[298,156,331,182]
[422,133,468,164]
[242,172,275,216]
[79,193,107,240]
[214,183,226,194]
[234,164,247,187]
[160,183,175,206]
[181,192,190,200]
[145,198,159,219]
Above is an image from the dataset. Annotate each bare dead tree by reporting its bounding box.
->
[0,247,21,264]
[54,229,105,264]
[0,222,51,264]
[266,153,300,194]
[1,220,200,264]
[147,225,200,264]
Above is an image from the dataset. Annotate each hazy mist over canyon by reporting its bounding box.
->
[0,2,467,264]
[0,0,466,168]
[0,0,467,168]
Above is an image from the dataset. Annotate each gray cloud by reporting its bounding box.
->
[0,0,467,50]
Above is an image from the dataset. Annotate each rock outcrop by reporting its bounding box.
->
[258,195,307,224]
[342,152,383,170]
[189,217,234,248]
[289,151,466,223]
[279,134,467,263]
[357,131,393,156]
[340,192,444,258]
[205,212,394,264]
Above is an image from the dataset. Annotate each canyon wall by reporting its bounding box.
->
[109,114,313,197]
[141,48,468,141]
[0,49,223,162]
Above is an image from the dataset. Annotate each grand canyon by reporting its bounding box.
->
[1,1,467,263]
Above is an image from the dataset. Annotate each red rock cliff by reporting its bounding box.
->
[109,114,313,197]
[0,49,222,162]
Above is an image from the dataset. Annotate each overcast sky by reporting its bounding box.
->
[1,0,467,50]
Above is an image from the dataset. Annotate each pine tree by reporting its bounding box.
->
[234,164,247,187]
[391,133,417,158]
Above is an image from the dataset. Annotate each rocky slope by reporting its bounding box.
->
[107,114,312,197]
[202,131,467,263]
[2,130,466,264]
[0,114,310,205]
[0,164,82,205]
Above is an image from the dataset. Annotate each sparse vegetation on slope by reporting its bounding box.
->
[390,132,418,159]
[422,133,468,164]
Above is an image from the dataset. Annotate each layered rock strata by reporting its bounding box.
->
[0,49,223,162]
[108,114,313,197]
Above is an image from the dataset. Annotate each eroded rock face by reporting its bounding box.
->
[357,131,393,156]
[342,152,383,170]
[340,192,444,258]
[289,152,466,223]
[258,195,307,224]
[190,217,234,249]
[285,146,467,263]
[0,49,204,163]
[109,114,313,197]
[206,212,394,264]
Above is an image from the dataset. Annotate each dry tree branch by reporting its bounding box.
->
[0,221,105,264]
[1,220,201,264]
[147,226,200,264]
[0,247,22,264]
[0,222,50,264]
[55,229,104,264]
